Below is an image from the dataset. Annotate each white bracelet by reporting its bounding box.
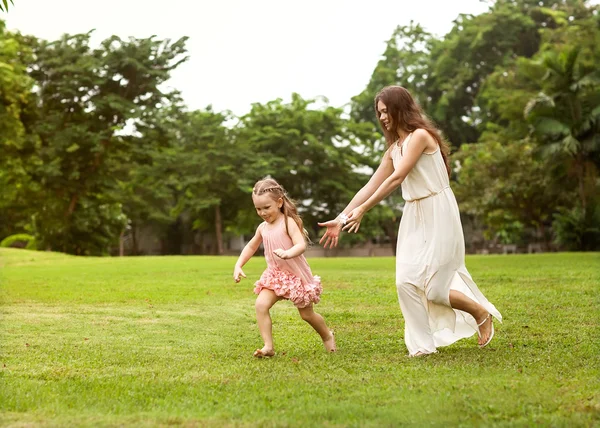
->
[338,213,349,225]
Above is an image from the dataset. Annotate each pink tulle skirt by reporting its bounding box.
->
[254,267,322,308]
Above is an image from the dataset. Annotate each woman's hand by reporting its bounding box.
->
[342,206,366,234]
[317,218,343,248]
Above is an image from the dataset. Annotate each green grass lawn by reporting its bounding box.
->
[1,249,599,427]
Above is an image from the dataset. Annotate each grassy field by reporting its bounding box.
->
[0,248,599,427]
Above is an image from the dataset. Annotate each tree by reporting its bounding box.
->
[522,40,600,250]
[237,94,374,242]
[117,103,187,255]
[0,22,38,241]
[466,2,600,250]
[171,107,248,255]
[453,136,566,247]
[16,31,189,254]
[426,1,554,146]
[522,45,600,210]
[351,22,433,127]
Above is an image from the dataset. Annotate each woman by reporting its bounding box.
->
[318,86,501,357]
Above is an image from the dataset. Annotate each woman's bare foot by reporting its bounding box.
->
[323,331,337,352]
[476,313,493,347]
[253,347,275,358]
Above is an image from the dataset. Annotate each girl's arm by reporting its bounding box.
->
[233,224,264,282]
[343,130,431,233]
[273,217,306,260]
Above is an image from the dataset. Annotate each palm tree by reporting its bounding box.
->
[523,46,600,210]
[0,0,14,12]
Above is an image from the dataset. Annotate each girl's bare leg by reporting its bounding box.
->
[254,289,280,356]
[297,304,337,352]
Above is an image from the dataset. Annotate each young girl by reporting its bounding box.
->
[233,178,336,357]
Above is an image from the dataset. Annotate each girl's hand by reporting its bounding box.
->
[233,266,246,283]
[318,218,343,248]
[273,248,290,259]
[342,206,366,234]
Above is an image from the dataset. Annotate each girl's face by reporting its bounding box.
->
[252,193,283,224]
[377,100,392,131]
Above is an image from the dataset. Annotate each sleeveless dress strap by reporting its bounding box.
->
[400,132,413,156]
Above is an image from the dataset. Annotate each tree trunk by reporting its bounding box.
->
[383,221,398,256]
[577,155,587,211]
[66,194,79,216]
[119,230,125,257]
[215,204,224,255]
[132,225,139,255]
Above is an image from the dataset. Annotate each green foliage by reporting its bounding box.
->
[0,0,14,12]
[454,137,563,245]
[351,22,433,127]
[455,1,600,250]
[168,107,243,254]
[0,233,36,249]
[552,201,600,251]
[2,0,600,254]
[237,94,374,241]
[0,22,38,240]
[2,30,189,255]
[427,1,543,145]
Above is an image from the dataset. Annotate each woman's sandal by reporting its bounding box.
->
[477,313,495,348]
[253,348,275,358]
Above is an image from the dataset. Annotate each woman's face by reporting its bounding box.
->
[377,100,392,131]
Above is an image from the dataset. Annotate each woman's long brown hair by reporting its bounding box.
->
[374,86,451,176]
[253,178,310,242]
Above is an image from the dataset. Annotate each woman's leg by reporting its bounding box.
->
[449,290,492,346]
[297,305,336,352]
[397,281,437,356]
[254,289,280,356]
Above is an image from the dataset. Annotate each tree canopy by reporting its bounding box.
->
[1,0,598,254]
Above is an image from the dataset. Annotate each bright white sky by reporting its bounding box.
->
[5,0,491,116]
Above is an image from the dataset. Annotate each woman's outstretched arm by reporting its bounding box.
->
[342,131,430,233]
[318,149,394,248]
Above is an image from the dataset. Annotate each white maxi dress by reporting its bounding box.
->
[391,133,502,356]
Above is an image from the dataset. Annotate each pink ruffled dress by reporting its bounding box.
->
[254,217,322,308]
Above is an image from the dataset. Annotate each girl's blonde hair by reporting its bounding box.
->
[253,178,310,242]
